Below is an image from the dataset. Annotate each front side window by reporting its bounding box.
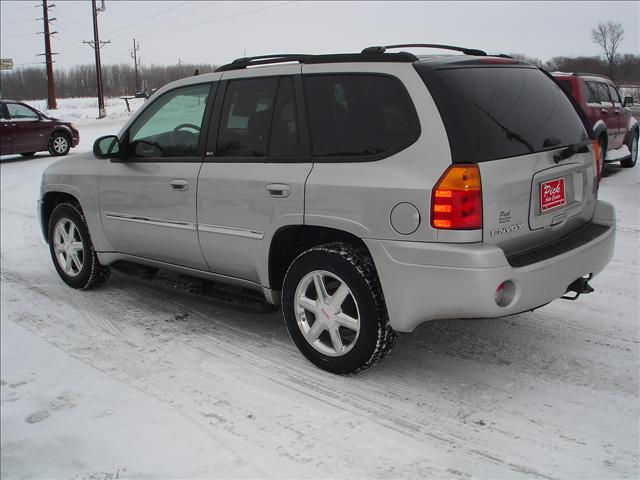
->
[304,74,420,158]
[608,85,622,104]
[7,103,39,120]
[128,83,211,158]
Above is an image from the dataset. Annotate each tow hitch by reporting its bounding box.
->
[561,274,594,300]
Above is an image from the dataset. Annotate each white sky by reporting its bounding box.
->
[1,0,638,69]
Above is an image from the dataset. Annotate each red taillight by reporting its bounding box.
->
[592,139,601,188]
[431,164,482,230]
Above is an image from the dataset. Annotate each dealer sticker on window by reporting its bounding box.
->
[540,178,566,212]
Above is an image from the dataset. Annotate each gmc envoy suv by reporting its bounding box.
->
[38,44,616,374]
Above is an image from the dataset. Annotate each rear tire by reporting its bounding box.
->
[598,140,608,177]
[282,242,397,374]
[48,202,110,289]
[49,132,71,156]
[620,131,638,168]
[20,152,36,157]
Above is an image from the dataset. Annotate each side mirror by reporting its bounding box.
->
[93,135,121,159]
[623,96,634,107]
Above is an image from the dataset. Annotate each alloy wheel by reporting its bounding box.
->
[53,217,84,277]
[53,136,68,154]
[294,270,360,357]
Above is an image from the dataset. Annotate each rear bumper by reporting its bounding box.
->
[365,200,616,333]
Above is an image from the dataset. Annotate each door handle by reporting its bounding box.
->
[267,183,290,198]
[600,108,608,114]
[170,179,189,191]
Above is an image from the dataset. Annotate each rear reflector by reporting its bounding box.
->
[431,164,482,229]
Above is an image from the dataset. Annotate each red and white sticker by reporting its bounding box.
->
[540,177,566,212]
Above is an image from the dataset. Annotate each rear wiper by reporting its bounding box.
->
[553,140,590,163]
[472,102,534,153]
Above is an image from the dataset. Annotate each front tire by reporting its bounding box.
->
[49,132,71,156]
[282,242,397,374]
[621,131,638,168]
[48,202,110,289]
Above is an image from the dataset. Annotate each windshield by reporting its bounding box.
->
[424,67,587,162]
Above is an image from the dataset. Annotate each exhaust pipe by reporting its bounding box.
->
[561,274,594,301]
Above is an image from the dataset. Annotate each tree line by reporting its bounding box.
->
[1,55,638,102]
[0,63,217,100]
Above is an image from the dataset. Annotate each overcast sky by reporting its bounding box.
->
[1,0,638,69]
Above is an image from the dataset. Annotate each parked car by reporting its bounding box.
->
[38,45,616,374]
[552,72,639,173]
[0,100,79,157]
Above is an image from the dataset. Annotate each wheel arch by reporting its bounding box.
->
[40,190,83,243]
[593,121,608,148]
[268,225,373,292]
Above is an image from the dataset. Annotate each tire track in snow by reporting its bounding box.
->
[2,265,637,478]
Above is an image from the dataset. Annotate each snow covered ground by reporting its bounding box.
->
[1,100,639,479]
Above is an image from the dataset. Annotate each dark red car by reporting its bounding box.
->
[0,100,79,157]
[552,72,639,174]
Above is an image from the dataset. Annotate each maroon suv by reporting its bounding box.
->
[0,100,79,157]
[552,72,638,174]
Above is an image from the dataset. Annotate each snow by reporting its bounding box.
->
[1,98,639,479]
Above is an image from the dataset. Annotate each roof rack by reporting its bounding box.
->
[215,51,418,72]
[362,44,487,57]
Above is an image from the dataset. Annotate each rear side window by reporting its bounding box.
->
[217,77,278,157]
[304,74,419,158]
[435,67,587,162]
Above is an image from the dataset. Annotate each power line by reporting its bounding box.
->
[2,18,38,25]
[120,1,296,39]
[0,4,38,13]
[110,0,189,35]
[109,1,216,40]
[1,32,38,40]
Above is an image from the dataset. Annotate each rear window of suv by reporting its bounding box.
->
[304,74,420,159]
[421,67,588,163]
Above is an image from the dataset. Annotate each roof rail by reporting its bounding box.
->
[216,54,312,72]
[215,51,418,72]
[362,44,487,57]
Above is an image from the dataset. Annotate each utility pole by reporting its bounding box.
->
[131,38,141,93]
[39,0,57,110]
[83,0,109,118]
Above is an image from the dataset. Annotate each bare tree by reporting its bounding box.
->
[591,21,624,79]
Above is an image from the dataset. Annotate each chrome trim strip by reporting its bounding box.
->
[197,223,265,240]
[105,212,196,231]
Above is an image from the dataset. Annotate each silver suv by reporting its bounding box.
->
[38,45,616,374]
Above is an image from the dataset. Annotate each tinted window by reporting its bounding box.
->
[217,78,278,157]
[269,77,300,157]
[129,83,211,158]
[437,67,587,162]
[304,75,419,158]
[608,84,621,104]
[7,103,39,120]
